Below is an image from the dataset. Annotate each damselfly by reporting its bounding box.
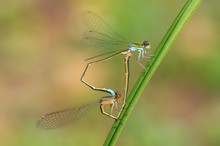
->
[81,11,151,68]
[36,89,122,130]
[81,11,152,105]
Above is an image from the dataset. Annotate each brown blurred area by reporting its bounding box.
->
[0,0,220,146]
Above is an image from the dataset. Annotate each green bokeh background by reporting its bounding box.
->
[0,0,219,146]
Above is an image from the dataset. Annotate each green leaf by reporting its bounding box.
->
[104,0,203,145]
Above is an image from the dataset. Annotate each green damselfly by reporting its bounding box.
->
[81,11,152,107]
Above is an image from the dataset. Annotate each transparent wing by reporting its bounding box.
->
[81,11,129,50]
[81,30,128,50]
[36,100,99,130]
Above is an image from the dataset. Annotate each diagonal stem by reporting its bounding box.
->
[104,0,203,145]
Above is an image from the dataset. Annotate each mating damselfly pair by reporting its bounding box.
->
[36,11,152,130]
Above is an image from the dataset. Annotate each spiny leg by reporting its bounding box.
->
[110,102,115,114]
[143,50,154,60]
[137,50,147,70]
[100,104,117,119]
[100,96,122,119]
[112,102,123,119]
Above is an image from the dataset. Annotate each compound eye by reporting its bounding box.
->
[143,41,149,46]
[115,91,121,97]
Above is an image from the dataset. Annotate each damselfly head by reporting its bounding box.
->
[143,41,150,49]
[115,91,121,99]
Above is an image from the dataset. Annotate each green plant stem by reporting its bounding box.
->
[104,0,203,145]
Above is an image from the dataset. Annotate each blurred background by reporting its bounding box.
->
[0,0,219,146]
